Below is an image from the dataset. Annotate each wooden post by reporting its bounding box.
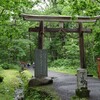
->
[29,32,33,64]
[38,21,44,49]
[79,23,86,68]
[97,58,100,79]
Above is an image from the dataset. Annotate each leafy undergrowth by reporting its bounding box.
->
[49,59,98,77]
[24,85,60,100]
[49,59,79,75]
[0,67,60,100]
[25,88,53,100]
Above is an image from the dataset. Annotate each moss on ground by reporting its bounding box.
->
[0,68,60,100]
[0,68,32,99]
[0,69,20,100]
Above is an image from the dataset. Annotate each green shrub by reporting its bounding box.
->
[49,59,67,67]
[1,63,10,70]
[8,64,20,70]
[25,88,52,100]
[0,76,4,83]
[49,58,79,68]
[0,63,20,70]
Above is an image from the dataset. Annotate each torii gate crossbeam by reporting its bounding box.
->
[21,14,98,74]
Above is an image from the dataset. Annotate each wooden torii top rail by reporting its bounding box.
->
[21,14,100,22]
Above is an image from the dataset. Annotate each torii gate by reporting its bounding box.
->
[21,14,98,78]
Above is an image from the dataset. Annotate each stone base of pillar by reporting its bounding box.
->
[75,87,90,98]
[28,77,53,87]
[76,68,90,98]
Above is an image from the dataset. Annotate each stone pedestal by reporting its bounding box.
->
[28,77,53,87]
[28,49,53,87]
[76,68,90,98]
[34,49,47,78]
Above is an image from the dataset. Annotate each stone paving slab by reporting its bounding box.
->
[48,71,100,100]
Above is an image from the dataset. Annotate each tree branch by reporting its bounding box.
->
[0,9,5,16]
[43,0,49,7]
[96,0,100,3]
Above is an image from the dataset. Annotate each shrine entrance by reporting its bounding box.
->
[21,14,97,78]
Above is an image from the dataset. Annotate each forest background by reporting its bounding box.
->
[0,0,100,76]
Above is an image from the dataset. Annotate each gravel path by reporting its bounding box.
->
[26,67,100,100]
[48,71,100,100]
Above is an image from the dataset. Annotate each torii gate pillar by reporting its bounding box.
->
[34,21,48,78]
[38,21,44,49]
[79,22,86,68]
